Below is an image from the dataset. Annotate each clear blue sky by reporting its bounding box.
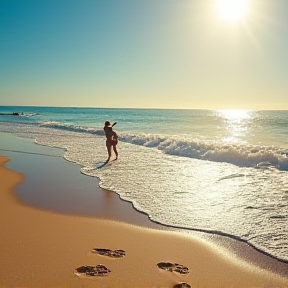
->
[1,0,287,109]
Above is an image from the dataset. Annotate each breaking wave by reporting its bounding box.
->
[40,121,288,171]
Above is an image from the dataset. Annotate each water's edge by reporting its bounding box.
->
[1,131,288,277]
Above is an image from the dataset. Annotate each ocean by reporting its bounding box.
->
[0,106,288,263]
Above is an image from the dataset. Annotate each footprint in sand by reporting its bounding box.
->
[91,248,126,258]
[173,283,191,288]
[74,265,111,277]
[157,262,189,275]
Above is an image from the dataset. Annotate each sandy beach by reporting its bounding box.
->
[0,136,288,288]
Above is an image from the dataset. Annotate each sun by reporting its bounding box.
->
[215,0,249,23]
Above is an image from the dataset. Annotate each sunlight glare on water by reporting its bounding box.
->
[217,109,252,143]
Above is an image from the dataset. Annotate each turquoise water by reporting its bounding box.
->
[0,106,288,262]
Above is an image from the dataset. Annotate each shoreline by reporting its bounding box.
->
[0,132,288,287]
[1,133,164,230]
[1,156,288,288]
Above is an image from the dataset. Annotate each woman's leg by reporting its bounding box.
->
[112,144,118,159]
[106,141,112,162]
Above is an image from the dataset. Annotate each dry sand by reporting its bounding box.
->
[0,155,288,288]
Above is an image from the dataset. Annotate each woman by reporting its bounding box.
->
[103,121,118,162]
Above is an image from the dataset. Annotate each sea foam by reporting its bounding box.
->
[39,121,288,171]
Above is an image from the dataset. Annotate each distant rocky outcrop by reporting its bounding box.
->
[0,112,20,116]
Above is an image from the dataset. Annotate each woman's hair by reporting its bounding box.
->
[104,121,110,126]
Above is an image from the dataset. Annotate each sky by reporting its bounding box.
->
[0,0,288,110]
